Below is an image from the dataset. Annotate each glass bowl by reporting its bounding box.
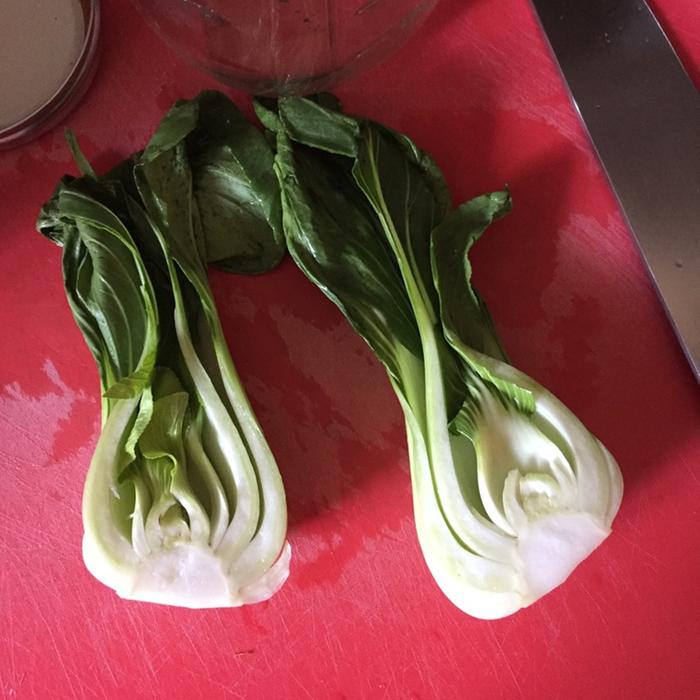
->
[134,0,437,95]
[0,0,100,149]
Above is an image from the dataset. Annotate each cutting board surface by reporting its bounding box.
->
[1,1,698,698]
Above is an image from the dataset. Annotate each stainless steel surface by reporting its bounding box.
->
[530,0,700,380]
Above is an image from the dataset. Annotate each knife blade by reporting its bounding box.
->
[530,0,700,380]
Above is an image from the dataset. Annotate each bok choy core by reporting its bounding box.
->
[37,92,290,608]
[257,96,623,619]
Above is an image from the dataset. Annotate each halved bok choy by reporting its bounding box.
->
[258,96,623,619]
[37,93,290,608]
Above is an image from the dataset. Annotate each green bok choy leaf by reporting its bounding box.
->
[37,92,289,608]
[258,96,623,619]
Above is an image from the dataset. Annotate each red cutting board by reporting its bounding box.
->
[1,1,698,698]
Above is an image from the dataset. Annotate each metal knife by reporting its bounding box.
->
[530,0,700,380]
